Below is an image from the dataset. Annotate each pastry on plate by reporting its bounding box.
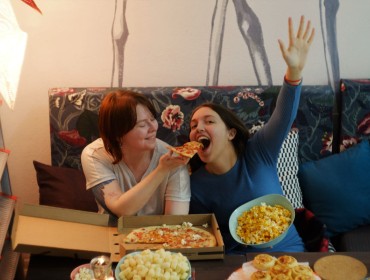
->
[253,254,277,271]
[291,264,314,278]
[276,255,298,268]
[251,270,272,280]
[269,264,292,278]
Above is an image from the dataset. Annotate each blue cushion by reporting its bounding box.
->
[298,140,370,237]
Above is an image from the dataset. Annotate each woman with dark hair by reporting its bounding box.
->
[189,16,315,254]
[81,90,190,222]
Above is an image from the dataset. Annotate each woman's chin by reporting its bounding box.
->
[198,150,211,162]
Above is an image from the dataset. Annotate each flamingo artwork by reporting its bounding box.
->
[206,0,272,86]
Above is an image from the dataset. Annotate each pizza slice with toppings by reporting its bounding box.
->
[167,141,203,158]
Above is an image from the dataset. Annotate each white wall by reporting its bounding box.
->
[2,0,370,206]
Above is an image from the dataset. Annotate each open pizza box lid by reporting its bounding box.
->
[11,204,122,262]
[118,213,225,260]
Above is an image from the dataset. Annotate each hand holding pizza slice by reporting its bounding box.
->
[167,141,203,158]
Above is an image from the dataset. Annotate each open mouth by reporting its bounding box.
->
[198,136,210,150]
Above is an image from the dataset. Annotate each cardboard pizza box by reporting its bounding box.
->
[11,204,122,262]
[118,213,225,260]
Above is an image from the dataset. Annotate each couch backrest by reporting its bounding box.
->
[49,85,334,169]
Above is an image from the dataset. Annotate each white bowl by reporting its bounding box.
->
[229,194,295,248]
[115,250,191,280]
[70,263,92,280]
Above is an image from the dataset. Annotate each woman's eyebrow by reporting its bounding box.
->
[136,118,149,124]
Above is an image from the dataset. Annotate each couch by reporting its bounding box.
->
[34,79,370,252]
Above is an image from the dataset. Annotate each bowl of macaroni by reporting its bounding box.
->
[115,249,191,280]
[229,194,295,248]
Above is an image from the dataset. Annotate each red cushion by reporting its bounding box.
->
[33,161,98,212]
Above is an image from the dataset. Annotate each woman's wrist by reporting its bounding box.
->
[284,75,302,86]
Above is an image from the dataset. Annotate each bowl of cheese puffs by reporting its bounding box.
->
[115,249,191,280]
[229,194,295,248]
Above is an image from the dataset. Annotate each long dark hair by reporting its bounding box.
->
[189,103,250,172]
[99,90,156,164]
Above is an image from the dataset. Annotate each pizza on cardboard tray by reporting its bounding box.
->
[167,141,203,158]
[124,222,216,249]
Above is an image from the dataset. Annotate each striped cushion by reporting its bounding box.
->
[277,129,304,209]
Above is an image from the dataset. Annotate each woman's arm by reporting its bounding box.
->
[165,201,189,215]
[102,152,189,217]
[256,16,315,157]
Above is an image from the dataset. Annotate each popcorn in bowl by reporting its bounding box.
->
[236,202,292,244]
[229,194,295,248]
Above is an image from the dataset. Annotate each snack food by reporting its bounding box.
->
[117,249,190,280]
[269,264,292,278]
[124,222,217,248]
[74,267,93,280]
[236,203,292,245]
[248,254,315,280]
[276,255,298,268]
[291,264,314,278]
[252,254,277,271]
[167,141,203,158]
[250,270,272,280]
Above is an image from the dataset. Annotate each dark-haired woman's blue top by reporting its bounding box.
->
[190,81,305,254]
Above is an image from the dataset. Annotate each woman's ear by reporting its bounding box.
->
[228,128,237,140]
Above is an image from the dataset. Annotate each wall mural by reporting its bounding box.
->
[207,0,272,86]
[20,0,42,14]
[17,0,341,93]
[110,0,339,93]
[320,0,340,94]
[111,0,129,87]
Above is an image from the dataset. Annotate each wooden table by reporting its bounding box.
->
[246,252,370,278]
[25,252,370,279]
[191,255,246,279]
[25,254,246,280]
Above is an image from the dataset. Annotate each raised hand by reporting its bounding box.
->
[278,16,315,81]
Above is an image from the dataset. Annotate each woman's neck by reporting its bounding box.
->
[205,149,238,175]
[122,149,153,180]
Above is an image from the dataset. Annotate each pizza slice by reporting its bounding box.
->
[167,141,203,158]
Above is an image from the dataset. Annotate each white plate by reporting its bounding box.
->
[227,261,321,280]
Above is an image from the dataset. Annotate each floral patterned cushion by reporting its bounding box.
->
[339,79,370,151]
[48,85,334,169]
